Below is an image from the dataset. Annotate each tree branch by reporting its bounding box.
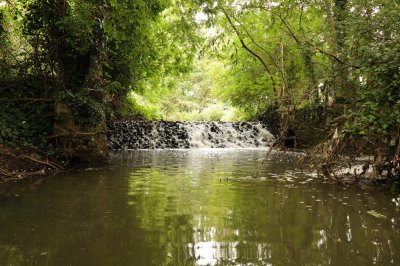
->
[2,98,53,102]
[221,7,277,96]
[245,4,360,69]
[233,18,286,88]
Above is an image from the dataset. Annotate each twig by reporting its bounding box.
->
[21,155,63,170]
[221,7,278,97]
[2,98,53,102]
[49,130,106,138]
[0,168,15,178]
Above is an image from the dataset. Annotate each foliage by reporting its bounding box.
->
[1,0,400,177]
[132,56,245,121]
[0,0,201,157]
[343,1,400,142]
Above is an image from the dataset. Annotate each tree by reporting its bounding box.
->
[0,0,201,163]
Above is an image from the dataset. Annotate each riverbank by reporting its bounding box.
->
[0,145,62,183]
[2,113,399,185]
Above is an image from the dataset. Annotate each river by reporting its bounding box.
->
[0,149,399,265]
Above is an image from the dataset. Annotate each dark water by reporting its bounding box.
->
[0,149,399,266]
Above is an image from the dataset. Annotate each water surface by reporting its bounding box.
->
[0,149,399,265]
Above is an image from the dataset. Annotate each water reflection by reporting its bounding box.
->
[0,149,399,265]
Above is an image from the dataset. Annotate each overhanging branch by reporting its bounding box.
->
[221,7,277,96]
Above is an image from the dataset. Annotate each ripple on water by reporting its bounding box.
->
[0,149,399,266]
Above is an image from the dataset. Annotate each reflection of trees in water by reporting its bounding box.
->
[0,150,399,265]
[297,185,399,266]
[124,150,399,265]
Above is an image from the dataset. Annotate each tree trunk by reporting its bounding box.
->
[53,2,108,163]
[279,43,286,99]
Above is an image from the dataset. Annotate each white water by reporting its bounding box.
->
[181,122,274,148]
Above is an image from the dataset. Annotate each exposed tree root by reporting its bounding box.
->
[0,144,63,183]
[303,128,400,184]
[20,155,63,170]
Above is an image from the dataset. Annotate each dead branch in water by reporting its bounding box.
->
[20,155,63,170]
[0,145,63,182]
[303,128,400,184]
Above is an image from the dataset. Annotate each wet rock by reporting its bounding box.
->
[107,120,274,150]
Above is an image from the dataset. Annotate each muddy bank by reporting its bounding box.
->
[0,145,62,183]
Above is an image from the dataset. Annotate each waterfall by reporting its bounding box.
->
[108,121,275,149]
